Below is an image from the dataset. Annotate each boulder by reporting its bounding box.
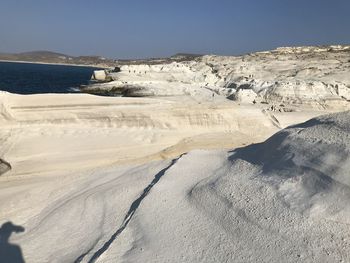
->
[91,70,107,81]
[231,89,258,103]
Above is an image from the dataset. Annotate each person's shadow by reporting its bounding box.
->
[0,221,25,263]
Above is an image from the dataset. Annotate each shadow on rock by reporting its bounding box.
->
[0,221,25,263]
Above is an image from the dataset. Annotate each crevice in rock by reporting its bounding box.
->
[75,154,184,263]
[0,158,11,176]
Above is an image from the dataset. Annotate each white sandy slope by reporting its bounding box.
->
[91,111,350,263]
[84,111,350,263]
[0,91,349,262]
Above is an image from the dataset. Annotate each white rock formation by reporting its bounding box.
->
[91,70,107,81]
[1,93,349,262]
[1,45,350,262]
[84,45,350,110]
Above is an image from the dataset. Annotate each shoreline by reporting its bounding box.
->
[0,59,111,69]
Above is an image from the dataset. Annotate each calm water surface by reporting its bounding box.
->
[0,61,100,94]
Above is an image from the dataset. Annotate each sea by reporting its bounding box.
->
[0,61,101,94]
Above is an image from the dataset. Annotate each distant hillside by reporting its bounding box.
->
[115,53,203,65]
[0,51,116,67]
[171,53,203,59]
[0,51,204,67]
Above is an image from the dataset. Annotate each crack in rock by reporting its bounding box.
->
[76,154,184,263]
[0,158,11,176]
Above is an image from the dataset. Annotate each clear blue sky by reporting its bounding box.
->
[0,0,349,59]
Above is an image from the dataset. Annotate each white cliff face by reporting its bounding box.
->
[85,45,350,109]
[199,46,350,106]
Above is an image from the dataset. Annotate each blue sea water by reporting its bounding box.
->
[0,61,100,94]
